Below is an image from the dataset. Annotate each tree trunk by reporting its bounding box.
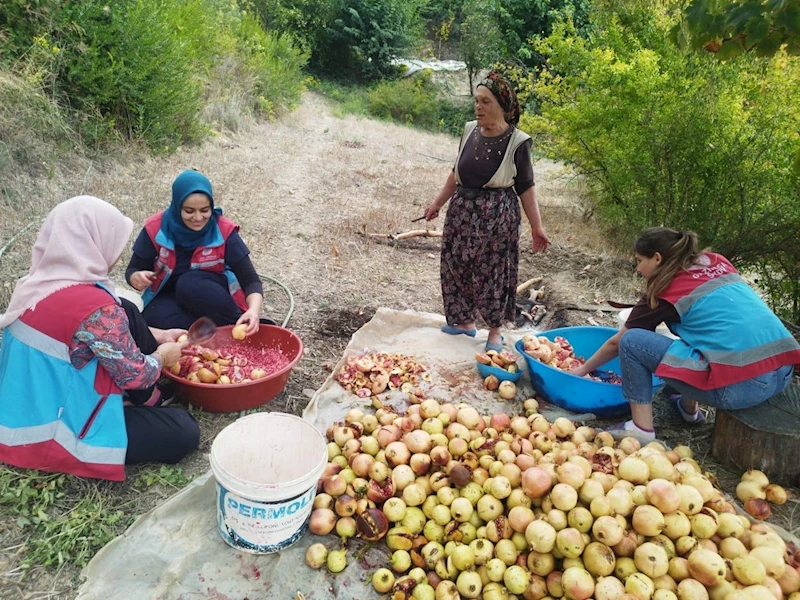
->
[712,381,800,487]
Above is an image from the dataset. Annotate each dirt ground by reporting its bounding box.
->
[0,93,797,599]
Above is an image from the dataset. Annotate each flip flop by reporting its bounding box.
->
[441,325,477,337]
[485,340,504,352]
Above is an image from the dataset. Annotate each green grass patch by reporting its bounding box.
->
[311,72,473,136]
[134,465,193,489]
[0,467,135,568]
[0,463,191,571]
[310,78,372,118]
[0,71,79,178]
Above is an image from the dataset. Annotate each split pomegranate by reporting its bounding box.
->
[335,352,427,397]
[169,342,289,384]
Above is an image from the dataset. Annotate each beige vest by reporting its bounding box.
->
[454,120,531,189]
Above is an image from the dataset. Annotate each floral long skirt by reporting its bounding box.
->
[440,186,520,329]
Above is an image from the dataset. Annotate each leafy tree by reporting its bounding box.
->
[422,0,592,89]
[313,0,426,80]
[674,0,800,58]
[459,0,503,92]
[248,0,335,55]
[526,5,800,321]
[494,0,592,61]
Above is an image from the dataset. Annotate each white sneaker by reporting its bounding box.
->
[604,420,656,444]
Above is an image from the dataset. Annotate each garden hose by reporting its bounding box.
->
[258,272,295,328]
[0,219,42,260]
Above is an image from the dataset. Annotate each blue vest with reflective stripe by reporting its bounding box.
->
[656,255,800,389]
[0,285,127,480]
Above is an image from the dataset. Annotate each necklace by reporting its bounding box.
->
[473,125,513,161]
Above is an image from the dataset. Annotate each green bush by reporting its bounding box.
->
[437,97,475,137]
[525,3,800,321]
[0,0,58,61]
[314,73,472,136]
[365,72,474,134]
[234,13,308,118]
[56,1,209,150]
[367,74,441,128]
[0,0,307,151]
[249,0,335,56]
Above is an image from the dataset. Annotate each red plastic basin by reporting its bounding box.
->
[162,324,303,413]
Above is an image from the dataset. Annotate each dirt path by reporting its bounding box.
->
[0,93,662,598]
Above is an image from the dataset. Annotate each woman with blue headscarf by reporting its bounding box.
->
[126,170,265,334]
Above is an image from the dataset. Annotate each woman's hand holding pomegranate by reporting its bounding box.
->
[153,341,187,368]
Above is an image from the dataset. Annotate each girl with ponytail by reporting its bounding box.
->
[572,226,799,442]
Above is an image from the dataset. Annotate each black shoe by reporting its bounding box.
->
[259,317,277,326]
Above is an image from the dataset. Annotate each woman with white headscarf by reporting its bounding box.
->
[0,196,199,481]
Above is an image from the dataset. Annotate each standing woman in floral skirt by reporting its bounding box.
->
[425,71,550,351]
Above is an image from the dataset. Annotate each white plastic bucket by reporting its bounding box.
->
[210,412,327,554]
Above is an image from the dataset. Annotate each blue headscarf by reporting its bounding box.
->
[161,170,222,248]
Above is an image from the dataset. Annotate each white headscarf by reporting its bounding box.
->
[0,196,134,329]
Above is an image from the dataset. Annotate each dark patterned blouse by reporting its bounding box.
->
[69,304,160,390]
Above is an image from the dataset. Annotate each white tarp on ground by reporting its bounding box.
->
[77,308,593,600]
[392,58,466,77]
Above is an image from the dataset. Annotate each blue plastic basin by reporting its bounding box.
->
[477,361,522,383]
[515,326,663,417]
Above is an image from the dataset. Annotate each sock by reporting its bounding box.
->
[676,397,702,423]
[625,420,656,441]
[684,410,701,423]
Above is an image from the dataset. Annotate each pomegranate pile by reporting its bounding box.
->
[169,343,289,384]
[335,352,428,398]
[304,399,799,600]
[521,335,623,384]
[521,335,584,371]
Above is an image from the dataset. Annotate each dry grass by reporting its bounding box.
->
[0,92,797,598]
[201,57,260,134]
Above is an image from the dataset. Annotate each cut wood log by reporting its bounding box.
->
[712,381,800,487]
[389,230,442,241]
[516,276,543,294]
[360,229,443,242]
